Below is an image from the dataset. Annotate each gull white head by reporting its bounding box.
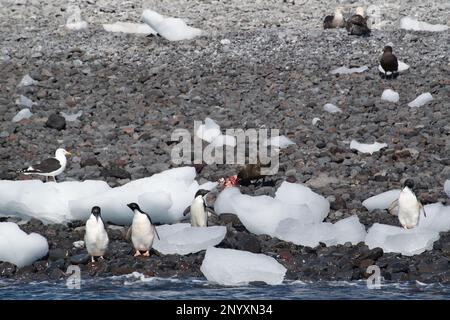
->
[55,148,72,158]
[335,6,344,17]
[356,7,365,17]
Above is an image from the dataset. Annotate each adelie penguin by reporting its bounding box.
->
[183,189,215,227]
[323,7,346,29]
[379,46,399,79]
[346,7,371,36]
[84,206,109,263]
[388,179,427,229]
[127,203,160,257]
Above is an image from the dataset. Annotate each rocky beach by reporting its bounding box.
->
[0,0,449,287]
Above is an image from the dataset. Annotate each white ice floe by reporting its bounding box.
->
[362,190,401,212]
[18,74,38,87]
[0,180,111,224]
[12,109,33,122]
[330,66,368,75]
[365,223,439,256]
[65,5,88,31]
[400,17,449,32]
[16,95,35,109]
[275,215,366,247]
[365,202,450,256]
[196,117,221,143]
[196,117,236,147]
[0,167,217,225]
[220,39,231,45]
[264,135,296,149]
[378,60,410,75]
[0,222,48,267]
[418,203,450,233]
[200,247,287,285]
[445,180,450,198]
[214,182,329,236]
[61,111,83,122]
[153,223,226,255]
[323,103,342,114]
[142,9,202,41]
[70,167,217,225]
[381,89,399,103]
[408,92,433,108]
[103,22,157,35]
[350,140,387,155]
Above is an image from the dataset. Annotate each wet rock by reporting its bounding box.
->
[70,254,90,265]
[0,262,16,277]
[101,167,131,179]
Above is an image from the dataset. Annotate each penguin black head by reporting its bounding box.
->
[127,203,142,212]
[403,179,415,190]
[195,189,210,198]
[91,206,101,220]
[383,46,393,53]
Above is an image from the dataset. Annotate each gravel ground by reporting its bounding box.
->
[0,0,449,282]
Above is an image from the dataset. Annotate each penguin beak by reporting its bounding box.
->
[65,151,72,156]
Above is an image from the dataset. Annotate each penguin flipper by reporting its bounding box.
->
[419,202,427,217]
[183,206,191,216]
[125,227,132,241]
[154,225,161,240]
[206,207,216,217]
[388,199,399,215]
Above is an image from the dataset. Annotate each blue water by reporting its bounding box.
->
[1,274,449,299]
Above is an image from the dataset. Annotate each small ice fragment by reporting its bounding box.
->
[400,17,449,32]
[323,103,343,114]
[61,111,83,122]
[408,92,433,108]
[18,74,38,87]
[350,140,387,154]
[381,89,399,103]
[331,66,368,75]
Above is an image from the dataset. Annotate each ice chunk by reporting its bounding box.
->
[417,203,450,233]
[153,223,226,255]
[330,66,368,75]
[196,117,221,143]
[381,89,399,103]
[362,190,401,212]
[408,92,433,108]
[323,103,342,114]
[365,223,439,256]
[0,222,48,267]
[0,180,111,224]
[200,247,287,285]
[275,182,330,222]
[73,240,84,249]
[61,111,82,122]
[378,61,410,74]
[142,9,202,41]
[70,167,215,225]
[275,218,336,247]
[275,215,366,247]
[350,140,387,154]
[265,135,295,149]
[400,17,449,32]
[65,5,88,31]
[103,22,156,35]
[12,109,32,122]
[333,215,367,245]
[214,182,329,236]
[220,39,231,45]
[18,74,38,87]
[16,95,35,109]
[445,180,450,198]
[312,117,321,126]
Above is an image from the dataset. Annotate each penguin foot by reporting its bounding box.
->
[134,251,141,257]
[143,251,150,257]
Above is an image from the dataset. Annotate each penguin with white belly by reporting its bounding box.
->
[84,206,109,263]
[127,203,160,257]
[183,189,215,227]
[389,179,427,229]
